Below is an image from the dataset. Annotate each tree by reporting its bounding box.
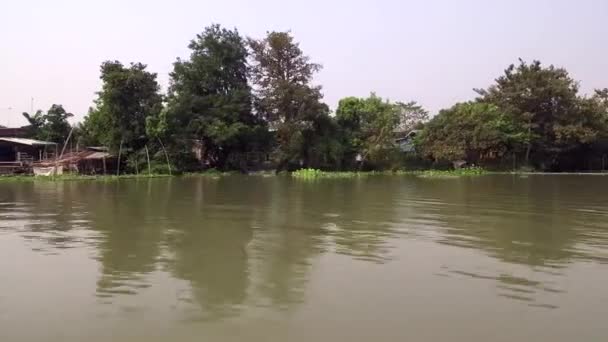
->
[83,61,162,153]
[249,31,330,170]
[418,102,523,164]
[475,59,603,169]
[336,94,409,169]
[164,24,268,170]
[394,101,429,133]
[22,104,73,143]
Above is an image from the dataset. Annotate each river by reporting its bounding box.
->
[1,175,607,341]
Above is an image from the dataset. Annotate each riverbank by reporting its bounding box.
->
[0,174,173,182]
[1,168,607,182]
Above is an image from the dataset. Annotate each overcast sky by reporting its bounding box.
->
[1,0,607,127]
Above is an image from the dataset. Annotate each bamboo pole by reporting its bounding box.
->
[116,139,123,176]
[157,137,171,175]
[145,145,151,176]
[54,144,58,178]
[59,126,74,159]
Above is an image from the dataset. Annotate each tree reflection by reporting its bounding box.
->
[0,176,407,316]
[292,178,401,264]
[85,180,167,298]
[163,177,254,320]
[7,175,601,316]
[416,175,608,308]
[415,176,588,267]
[0,182,97,252]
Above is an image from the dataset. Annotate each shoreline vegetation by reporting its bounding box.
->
[6,25,608,176]
[1,167,607,183]
[291,167,487,179]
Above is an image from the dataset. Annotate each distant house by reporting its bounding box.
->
[0,138,57,163]
[394,130,420,153]
[0,126,30,138]
[0,137,57,174]
[33,146,116,175]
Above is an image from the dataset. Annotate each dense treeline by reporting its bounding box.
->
[419,61,608,171]
[22,25,608,172]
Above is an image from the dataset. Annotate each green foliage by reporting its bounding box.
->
[291,168,371,179]
[414,167,487,178]
[474,59,607,169]
[249,31,333,170]
[291,167,487,180]
[416,59,608,171]
[418,102,523,163]
[38,31,608,174]
[336,94,424,169]
[394,101,429,132]
[164,24,269,170]
[82,61,162,152]
[22,104,73,143]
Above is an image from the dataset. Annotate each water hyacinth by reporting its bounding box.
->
[292,167,487,180]
[291,169,371,179]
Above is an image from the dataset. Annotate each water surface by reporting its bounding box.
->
[1,175,607,341]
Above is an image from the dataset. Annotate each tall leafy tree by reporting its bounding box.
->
[164,24,267,170]
[249,31,330,170]
[475,59,603,169]
[418,102,523,164]
[336,94,413,169]
[83,61,162,152]
[394,101,429,133]
[22,104,73,143]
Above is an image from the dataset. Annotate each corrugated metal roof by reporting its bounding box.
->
[83,151,112,159]
[87,146,109,152]
[0,137,57,146]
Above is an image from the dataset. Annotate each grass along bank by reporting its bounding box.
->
[0,167,488,182]
[291,167,487,180]
[409,167,487,178]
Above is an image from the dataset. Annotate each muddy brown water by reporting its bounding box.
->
[1,175,607,341]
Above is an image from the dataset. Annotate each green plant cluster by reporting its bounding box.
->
[413,167,487,178]
[14,27,607,174]
[291,167,487,180]
[291,169,371,179]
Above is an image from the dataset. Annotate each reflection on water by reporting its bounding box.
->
[1,175,608,341]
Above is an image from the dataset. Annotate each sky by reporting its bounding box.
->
[1,0,607,127]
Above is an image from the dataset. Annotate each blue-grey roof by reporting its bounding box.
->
[0,137,57,146]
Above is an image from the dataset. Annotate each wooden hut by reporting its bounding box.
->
[0,138,57,174]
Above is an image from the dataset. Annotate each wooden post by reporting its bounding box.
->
[54,144,59,178]
[145,145,151,176]
[158,137,171,175]
[59,126,74,159]
[512,152,516,171]
[116,140,123,176]
[102,156,107,175]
